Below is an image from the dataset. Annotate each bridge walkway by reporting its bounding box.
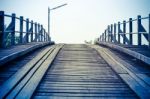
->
[0,44,150,98]
[0,42,52,66]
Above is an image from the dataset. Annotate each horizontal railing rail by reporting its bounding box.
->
[0,11,51,48]
[97,14,150,48]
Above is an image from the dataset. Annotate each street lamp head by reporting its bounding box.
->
[50,3,67,10]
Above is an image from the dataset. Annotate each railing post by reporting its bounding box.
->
[44,29,46,42]
[123,20,126,44]
[107,26,110,42]
[0,11,4,48]
[114,23,116,43]
[34,22,37,42]
[11,13,16,45]
[102,32,103,41]
[104,30,106,42]
[45,33,47,42]
[137,15,142,45]
[37,24,40,42]
[118,22,120,44]
[19,16,23,44]
[111,24,113,42]
[148,14,150,48]
[26,18,29,43]
[30,20,33,42]
[129,18,133,45]
[41,25,43,42]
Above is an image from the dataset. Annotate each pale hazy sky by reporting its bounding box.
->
[0,0,150,43]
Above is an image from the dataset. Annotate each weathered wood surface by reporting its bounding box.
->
[0,42,53,66]
[33,44,138,99]
[91,44,150,99]
[97,41,150,65]
[0,46,49,86]
[0,44,62,99]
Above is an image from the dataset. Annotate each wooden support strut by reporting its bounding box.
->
[0,11,4,48]
[107,25,111,42]
[111,24,113,42]
[30,20,33,42]
[19,16,23,44]
[104,30,106,42]
[118,22,121,44]
[37,24,40,42]
[129,18,133,45]
[41,25,43,42]
[123,21,126,44]
[114,23,117,43]
[34,22,37,42]
[26,18,29,43]
[137,15,142,45]
[11,13,16,46]
[148,14,150,48]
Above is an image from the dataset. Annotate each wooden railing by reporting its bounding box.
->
[0,11,50,48]
[98,14,150,47]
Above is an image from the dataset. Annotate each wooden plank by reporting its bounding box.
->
[0,45,55,98]
[33,44,137,98]
[7,47,55,98]
[15,45,63,99]
[137,74,150,86]
[120,74,150,99]
[0,42,52,66]
[91,45,150,99]
[97,42,150,65]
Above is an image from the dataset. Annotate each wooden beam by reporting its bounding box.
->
[19,16,23,44]
[26,18,29,43]
[0,11,4,48]
[118,22,121,43]
[97,42,150,65]
[11,13,16,45]
[137,15,142,45]
[129,18,133,45]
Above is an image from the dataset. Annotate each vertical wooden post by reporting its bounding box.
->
[137,15,142,45]
[100,35,101,42]
[104,30,106,42]
[47,33,48,41]
[11,13,16,45]
[41,25,43,42]
[118,22,121,44]
[102,33,104,41]
[107,26,110,42]
[148,14,150,48]
[45,33,47,42]
[129,18,133,45]
[123,20,126,44]
[111,24,113,42]
[114,23,116,43]
[38,24,40,42]
[34,22,37,42]
[0,11,4,48]
[44,29,46,42]
[26,18,29,43]
[20,16,23,44]
[30,20,33,42]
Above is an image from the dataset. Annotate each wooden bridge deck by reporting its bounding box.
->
[0,42,52,66]
[33,44,138,99]
[97,42,150,65]
[0,44,150,99]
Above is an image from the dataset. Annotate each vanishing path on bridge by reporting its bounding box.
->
[0,44,142,99]
[33,44,137,98]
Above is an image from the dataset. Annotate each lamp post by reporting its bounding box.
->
[48,3,67,41]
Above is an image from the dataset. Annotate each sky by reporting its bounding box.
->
[0,0,150,43]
